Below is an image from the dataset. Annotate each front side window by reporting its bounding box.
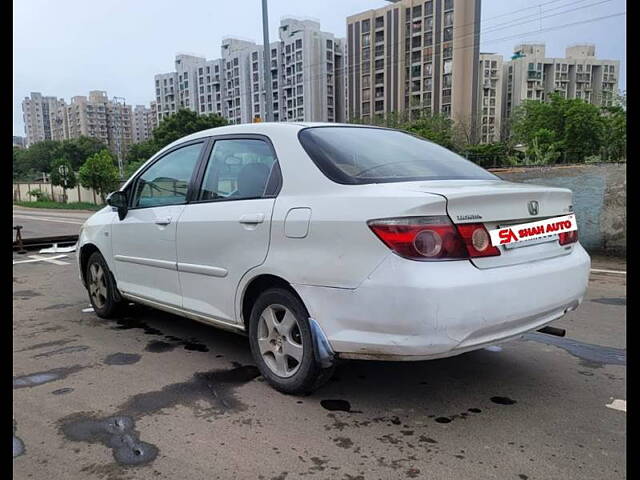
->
[298,127,497,184]
[199,139,278,201]
[132,142,203,208]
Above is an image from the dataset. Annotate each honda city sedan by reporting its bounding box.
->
[77,123,590,393]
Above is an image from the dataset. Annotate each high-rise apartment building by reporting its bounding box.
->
[22,91,153,152]
[154,72,179,121]
[221,38,260,124]
[13,136,26,149]
[132,105,155,143]
[346,0,481,125]
[153,18,345,125]
[477,53,503,143]
[503,44,620,121]
[65,90,133,158]
[22,92,68,146]
[277,18,344,122]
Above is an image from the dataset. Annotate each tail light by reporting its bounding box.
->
[559,229,578,245]
[368,216,500,261]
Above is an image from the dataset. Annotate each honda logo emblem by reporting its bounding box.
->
[528,200,539,215]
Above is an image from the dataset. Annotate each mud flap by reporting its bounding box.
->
[309,318,335,369]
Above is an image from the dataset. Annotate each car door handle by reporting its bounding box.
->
[239,213,265,224]
[155,217,172,226]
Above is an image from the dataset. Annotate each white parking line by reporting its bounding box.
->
[591,268,626,275]
[13,255,70,265]
[605,399,626,412]
[12,214,84,225]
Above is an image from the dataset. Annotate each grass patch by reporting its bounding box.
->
[14,201,103,211]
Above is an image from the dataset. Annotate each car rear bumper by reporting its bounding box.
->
[294,244,590,360]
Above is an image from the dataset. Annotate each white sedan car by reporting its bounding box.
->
[77,123,590,393]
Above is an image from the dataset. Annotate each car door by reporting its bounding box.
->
[111,140,206,307]
[176,136,281,324]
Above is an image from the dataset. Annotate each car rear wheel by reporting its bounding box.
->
[248,287,334,394]
[85,251,124,319]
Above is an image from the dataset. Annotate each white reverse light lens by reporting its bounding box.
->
[471,228,489,251]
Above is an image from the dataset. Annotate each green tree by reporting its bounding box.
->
[600,105,626,161]
[124,158,146,178]
[19,140,62,175]
[151,109,227,148]
[562,100,603,162]
[124,109,228,167]
[78,150,120,203]
[462,142,509,167]
[13,147,30,180]
[50,157,77,202]
[57,136,107,170]
[510,92,610,163]
[526,130,561,165]
[402,113,456,151]
[125,139,159,165]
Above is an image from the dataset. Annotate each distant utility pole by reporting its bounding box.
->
[261,0,273,122]
[112,96,126,180]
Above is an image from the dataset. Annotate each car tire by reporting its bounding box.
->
[85,251,124,319]
[248,287,334,395]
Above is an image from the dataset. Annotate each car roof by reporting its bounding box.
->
[175,121,374,143]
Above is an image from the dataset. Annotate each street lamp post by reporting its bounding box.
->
[261,0,273,122]
[112,96,126,180]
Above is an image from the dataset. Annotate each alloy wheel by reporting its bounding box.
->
[88,262,108,309]
[257,304,304,378]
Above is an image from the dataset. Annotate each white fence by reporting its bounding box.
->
[13,182,103,205]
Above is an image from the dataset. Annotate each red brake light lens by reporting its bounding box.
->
[455,224,501,257]
[368,216,500,261]
[559,229,578,245]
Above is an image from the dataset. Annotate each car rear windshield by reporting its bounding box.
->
[298,126,498,184]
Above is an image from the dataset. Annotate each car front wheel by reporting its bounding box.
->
[85,251,124,319]
[248,287,334,394]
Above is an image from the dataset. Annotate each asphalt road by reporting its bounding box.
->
[13,252,626,479]
[13,207,93,239]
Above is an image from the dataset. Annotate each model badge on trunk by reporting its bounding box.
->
[456,214,482,221]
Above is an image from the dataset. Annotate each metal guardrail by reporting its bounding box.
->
[13,232,78,252]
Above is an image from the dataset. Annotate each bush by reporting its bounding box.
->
[27,189,50,201]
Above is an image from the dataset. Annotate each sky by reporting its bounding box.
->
[13,0,626,136]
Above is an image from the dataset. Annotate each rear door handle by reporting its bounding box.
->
[239,213,265,224]
[155,217,172,226]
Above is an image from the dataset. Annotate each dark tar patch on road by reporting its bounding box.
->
[490,396,517,405]
[17,338,76,352]
[591,297,626,306]
[59,364,260,467]
[13,365,85,389]
[52,387,74,395]
[13,420,25,458]
[14,289,42,299]
[321,399,352,412]
[523,332,626,367]
[60,414,158,466]
[33,345,89,358]
[104,353,141,365]
[145,340,176,353]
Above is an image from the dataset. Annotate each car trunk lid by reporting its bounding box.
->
[401,179,576,268]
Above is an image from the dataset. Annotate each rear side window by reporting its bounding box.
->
[298,127,498,184]
[199,139,278,201]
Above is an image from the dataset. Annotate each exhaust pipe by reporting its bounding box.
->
[537,326,566,337]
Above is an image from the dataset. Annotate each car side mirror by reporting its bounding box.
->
[107,191,128,220]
